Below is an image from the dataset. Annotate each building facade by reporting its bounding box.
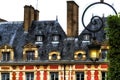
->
[0,1,109,80]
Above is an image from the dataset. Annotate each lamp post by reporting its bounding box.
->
[81,0,117,61]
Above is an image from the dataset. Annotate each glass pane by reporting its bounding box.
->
[53,36,59,41]
[2,73,9,80]
[50,72,58,80]
[76,72,84,80]
[102,72,107,80]
[26,51,35,61]
[2,52,10,61]
[37,36,43,41]
[101,50,107,59]
[26,72,34,80]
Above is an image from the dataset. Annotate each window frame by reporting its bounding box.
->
[50,72,59,80]
[101,71,107,80]
[2,52,10,61]
[1,73,10,80]
[26,51,35,61]
[75,72,84,80]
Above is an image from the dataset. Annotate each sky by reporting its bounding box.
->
[0,0,120,33]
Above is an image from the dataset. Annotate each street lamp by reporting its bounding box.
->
[81,1,117,61]
[88,42,101,61]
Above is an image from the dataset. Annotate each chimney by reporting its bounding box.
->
[34,10,39,20]
[23,5,39,32]
[67,1,79,37]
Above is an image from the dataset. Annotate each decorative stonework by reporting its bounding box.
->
[74,50,86,60]
[49,51,61,60]
[23,43,38,61]
[0,44,14,61]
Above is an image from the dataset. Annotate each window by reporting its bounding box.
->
[26,51,35,61]
[26,72,34,80]
[53,35,59,41]
[102,72,107,80]
[82,34,91,45]
[36,35,43,42]
[101,50,107,59]
[2,52,10,61]
[76,72,84,80]
[83,34,90,41]
[78,53,82,60]
[2,73,9,80]
[52,54,57,60]
[50,72,58,80]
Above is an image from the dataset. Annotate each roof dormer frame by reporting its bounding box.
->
[0,44,14,61]
[23,43,38,61]
[49,51,61,60]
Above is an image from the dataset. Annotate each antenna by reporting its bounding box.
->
[36,0,39,9]
[56,16,58,22]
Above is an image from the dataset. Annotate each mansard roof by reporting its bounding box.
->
[0,18,107,63]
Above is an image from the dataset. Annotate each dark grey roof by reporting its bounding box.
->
[0,19,107,63]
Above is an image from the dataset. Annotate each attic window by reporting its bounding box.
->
[53,35,59,41]
[36,35,43,42]
[83,34,90,41]
[26,51,35,61]
[74,50,86,60]
[52,54,57,60]
[2,52,10,61]
[0,45,14,61]
[49,51,61,60]
[23,43,38,61]
[82,33,91,45]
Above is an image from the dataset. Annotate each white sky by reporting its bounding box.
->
[0,0,120,33]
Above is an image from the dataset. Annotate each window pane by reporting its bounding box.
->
[102,72,106,80]
[26,51,35,61]
[53,36,59,41]
[83,35,90,41]
[26,72,34,80]
[2,73,9,80]
[76,72,84,80]
[50,72,58,80]
[101,50,107,59]
[37,36,43,41]
[2,52,10,61]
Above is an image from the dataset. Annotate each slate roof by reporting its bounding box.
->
[0,18,107,64]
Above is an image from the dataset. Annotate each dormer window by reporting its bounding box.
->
[2,52,10,61]
[36,35,43,42]
[82,33,91,45]
[23,43,38,61]
[83,34,90,41]
[53,35,59,41]
[51,35,60,45]
[26,51,35,61]
[74,50,86,60]
[35,35,44,45]
[49,51,61,60]
[0,45,14,61]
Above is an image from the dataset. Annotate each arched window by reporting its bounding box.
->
[49,51,61,60]
[74,50,86,60]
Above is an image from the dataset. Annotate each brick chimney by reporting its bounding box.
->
[34,10,39,20]
[24,5,39,32]
[67,1,79,37]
